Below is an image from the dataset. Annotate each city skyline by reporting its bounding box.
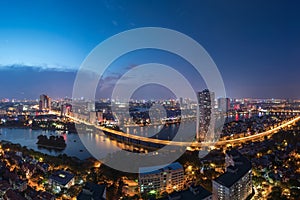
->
[0,1,300,199]
[0,87,299,199]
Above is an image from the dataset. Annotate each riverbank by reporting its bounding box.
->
[0,117,78,133]
[0,140,93,171]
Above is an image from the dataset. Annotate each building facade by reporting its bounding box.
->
[39,94,51,111]
[139,162,184,195]
[212,149,252,200]
[197,89,215,141]
[217,98,230,113]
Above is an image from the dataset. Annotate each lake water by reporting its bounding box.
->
[0,128,102,160]
[0,119,224,160]
[0,122,196,160]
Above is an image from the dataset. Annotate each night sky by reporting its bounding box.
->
[0,0,299,99]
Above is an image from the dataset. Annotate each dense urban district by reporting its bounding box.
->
[0,92,299,200]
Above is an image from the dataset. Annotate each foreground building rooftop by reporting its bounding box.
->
[214,149,252,188]
[49,170,74,187]
[139,162,183,175]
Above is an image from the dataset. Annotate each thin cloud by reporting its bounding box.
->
[0,63,77,72]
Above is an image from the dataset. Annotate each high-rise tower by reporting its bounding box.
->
[196,89,215,141]
[39,94,51,111]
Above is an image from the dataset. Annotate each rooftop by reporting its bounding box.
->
[168,185,212,200]
[49,170,74,186]
[139,162,183,175]
[214,149,252,188]
[77,182,106,200]
[38,191,55,200]
[4,189,26,200]
[0,180,10,192]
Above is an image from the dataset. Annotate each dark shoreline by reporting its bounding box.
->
[36,135,67,150]
[0,139,96,166]
[37,144,65,150]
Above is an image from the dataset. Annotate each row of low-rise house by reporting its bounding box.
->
[241,136,300,183]
[138,149,253,200]
[0,145,106,200]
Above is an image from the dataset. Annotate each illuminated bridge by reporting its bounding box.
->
[62,113,300,150]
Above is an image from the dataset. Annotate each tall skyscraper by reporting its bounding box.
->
[39,94,51,111]
[61,104,72,117]
[212,149,253,200]
[196,89,215,141]
[218,98,230,113]
[87,102,95,112]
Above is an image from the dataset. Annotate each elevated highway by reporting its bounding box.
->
[62,112,300,149]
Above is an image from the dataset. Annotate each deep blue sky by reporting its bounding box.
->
[0,0,299,99]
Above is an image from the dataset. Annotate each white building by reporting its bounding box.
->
[139,162,184,195]
[212,149,253,200]
[49,170,75,193]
